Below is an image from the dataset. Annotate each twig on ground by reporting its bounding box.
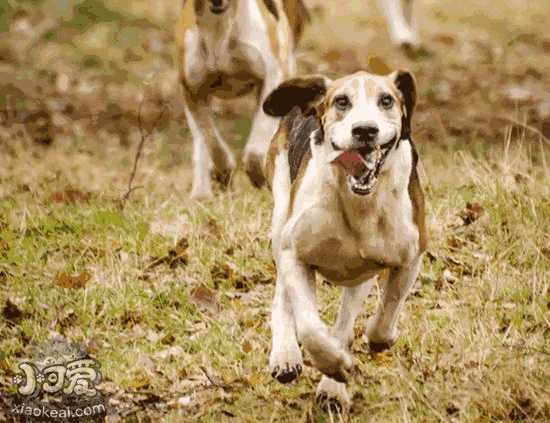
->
[120,95,167,208]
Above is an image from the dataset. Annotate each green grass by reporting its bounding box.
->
[1,0,550,421]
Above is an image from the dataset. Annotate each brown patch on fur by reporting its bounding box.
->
[408,141,428,252]
[282,0,310,43]
[194,0,205,15]
[263,0,279,20]
[289,148,311,214]
[258,0,281,64]
[175,0,197,76]
[265,110,293,188]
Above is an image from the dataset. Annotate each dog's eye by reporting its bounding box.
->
[379,94,394,109]
[333,95,351,111]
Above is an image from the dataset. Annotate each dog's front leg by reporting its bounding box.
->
[270,272,303,384]
[242,74,284,188]
[316,281,375,411]
[279,249,353,382]
[182,91,236,199]
[377,0,420,48]
[365,254,423,351]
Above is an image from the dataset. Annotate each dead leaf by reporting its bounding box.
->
[367,56,391,75]
[242,340,252,353]
[2,300,25,325]
[50,188,92,204]
[433,34,456,45]
[54,271,91,289]
[459,202,485,225]
[145,237,188,271]
[189,285,218,313]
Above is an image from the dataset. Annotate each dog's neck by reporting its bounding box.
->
[193,0,240,62]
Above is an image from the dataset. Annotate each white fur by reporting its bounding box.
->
[268,73,424,410]
[180,0,295,198]
[378,0,420,47]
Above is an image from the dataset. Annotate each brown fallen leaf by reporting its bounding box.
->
[54,271,91,289]
[459,202,485,225]
[368,56,391,75]
[432,34,456,46]
[50,188,92,204]
[2,299,25,325]
[145,237,188,271]
[189,285,218,313]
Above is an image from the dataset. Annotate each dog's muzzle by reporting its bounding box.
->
[329,138,397,196]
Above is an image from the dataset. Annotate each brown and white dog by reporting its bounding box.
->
[262,70,427,409]
[175,0,307,199]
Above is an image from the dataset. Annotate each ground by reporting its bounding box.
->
[0,0,549,421]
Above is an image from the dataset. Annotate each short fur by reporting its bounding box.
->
[176,0,308,199]
[263,70,427,410]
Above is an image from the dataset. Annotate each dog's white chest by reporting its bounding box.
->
[285,159,418,285]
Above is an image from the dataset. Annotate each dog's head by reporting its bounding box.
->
[263,70,417,195]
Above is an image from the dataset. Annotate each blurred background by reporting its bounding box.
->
[0,1,549,421]
[0,0,548,164]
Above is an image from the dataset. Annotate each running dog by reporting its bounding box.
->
[175,0,308,199]
[263,69,427,409]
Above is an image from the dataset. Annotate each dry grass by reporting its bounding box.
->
[1,0,549,421]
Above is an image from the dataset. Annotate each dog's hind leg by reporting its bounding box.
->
[183,92,236,199]
[316,280,375,411]
[365,254,422,351]
[377,0,420,49]
[279,249,353,382]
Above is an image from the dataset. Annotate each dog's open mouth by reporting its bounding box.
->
[330,145,386,196]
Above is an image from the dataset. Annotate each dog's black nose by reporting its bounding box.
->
[211,0,223,7]
[352,123,379,143]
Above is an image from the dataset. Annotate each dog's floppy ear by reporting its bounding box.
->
[263,75,330,117]
[392,70,417,139]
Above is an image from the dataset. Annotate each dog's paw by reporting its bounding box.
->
[211,169,233,189]
[242,150,265,188]
[301,330,353,383]
[368,340,394,353]
[364,317,397,352]
[269,344,303,384]
[315,376,350,414]
[190,186,214,201]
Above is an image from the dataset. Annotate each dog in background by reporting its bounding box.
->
[175,0,308,200]
[378,0,420,49]
[262,69,426,410]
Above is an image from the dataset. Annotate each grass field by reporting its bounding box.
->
[0,0,549,421]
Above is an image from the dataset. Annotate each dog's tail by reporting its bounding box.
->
[282,0,310,43]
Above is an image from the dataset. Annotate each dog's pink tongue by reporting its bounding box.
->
[333,151,366,178]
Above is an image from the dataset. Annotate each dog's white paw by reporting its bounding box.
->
[391,28,421,50]
[316,376,351,414]
[301,328,353,383]
[190,185,214,201]
[364,316,397,352]
[269,342,303,384]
